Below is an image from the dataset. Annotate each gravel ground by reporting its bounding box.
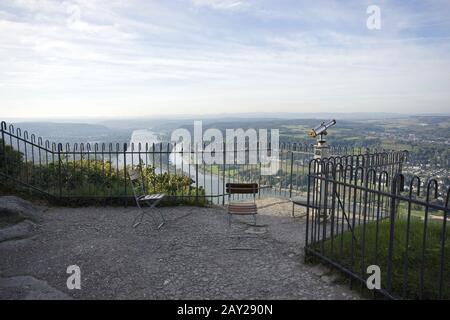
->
[0,198,359,299]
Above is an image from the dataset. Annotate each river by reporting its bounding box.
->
[121,129,226,201]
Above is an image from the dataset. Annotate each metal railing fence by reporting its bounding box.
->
[304,157,449,299]
[1,120,398,205]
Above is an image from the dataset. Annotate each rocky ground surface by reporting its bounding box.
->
[0,196,359,299]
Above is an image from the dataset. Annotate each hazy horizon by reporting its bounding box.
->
[3,111,450,124]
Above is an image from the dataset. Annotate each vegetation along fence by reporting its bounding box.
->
[2,120,395,205]
[304,157,450,299]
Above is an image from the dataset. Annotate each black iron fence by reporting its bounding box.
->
[2,120,398,206]
[304,157,450,299]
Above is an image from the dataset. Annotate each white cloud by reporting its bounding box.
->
[191,0,248,10]
[0,0,449,117]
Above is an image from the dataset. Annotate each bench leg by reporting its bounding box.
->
[153,198,165,229]
[132,209,145,228]
[132,201,148,228]
[133,199,162,229]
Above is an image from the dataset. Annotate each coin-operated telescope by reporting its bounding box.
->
[308,119,336,142]
[308,119,336,159]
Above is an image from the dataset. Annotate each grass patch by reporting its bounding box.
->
[312,216,449,299]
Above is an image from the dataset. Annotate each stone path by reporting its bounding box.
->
[0,197,359,299]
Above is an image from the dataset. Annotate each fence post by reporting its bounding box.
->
[289,151,294,198]
[387,175,401,292]
[57,143,62,201]
[257,141,261,199]
[195,143,199,205]
[1,122,5,153]
[222,142,226,205]
[313,137,328,224]
[438,188,449,299]
[395,152,405,218]
[123,143,127,207]
[304,160,313,262]
[1,122,6,185]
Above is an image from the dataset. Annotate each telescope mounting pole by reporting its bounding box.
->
[314,133,329,160]
[314,132,329,220]
[308,119,335,220]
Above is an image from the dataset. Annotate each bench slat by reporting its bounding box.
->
[228,203,257,215]
[138,194,165,201]
[226,183,258,194]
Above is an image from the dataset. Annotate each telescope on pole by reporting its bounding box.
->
[308,119,336,143]
[308,119,336,159]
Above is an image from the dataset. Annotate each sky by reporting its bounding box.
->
[0,0,450,118]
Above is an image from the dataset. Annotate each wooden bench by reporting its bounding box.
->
[226,183,258,226]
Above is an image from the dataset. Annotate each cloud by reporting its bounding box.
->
[0,0,449,117]
[190,0,248,10]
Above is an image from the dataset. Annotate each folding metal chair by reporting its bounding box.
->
[128,168,166,229]
[226,183,258,226]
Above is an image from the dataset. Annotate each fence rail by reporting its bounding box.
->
[1,120,385,205]
[1,120,407,205]
[304,157,450,300]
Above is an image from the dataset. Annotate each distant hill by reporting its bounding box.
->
[10,122,132,145]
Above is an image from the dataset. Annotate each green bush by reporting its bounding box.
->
[0,140,24,178]
[0,143,206,206]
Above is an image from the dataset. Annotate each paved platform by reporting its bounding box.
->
[0,198,359,299]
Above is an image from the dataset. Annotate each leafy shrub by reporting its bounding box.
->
[0,140,24,178]
[0,144,206,206]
